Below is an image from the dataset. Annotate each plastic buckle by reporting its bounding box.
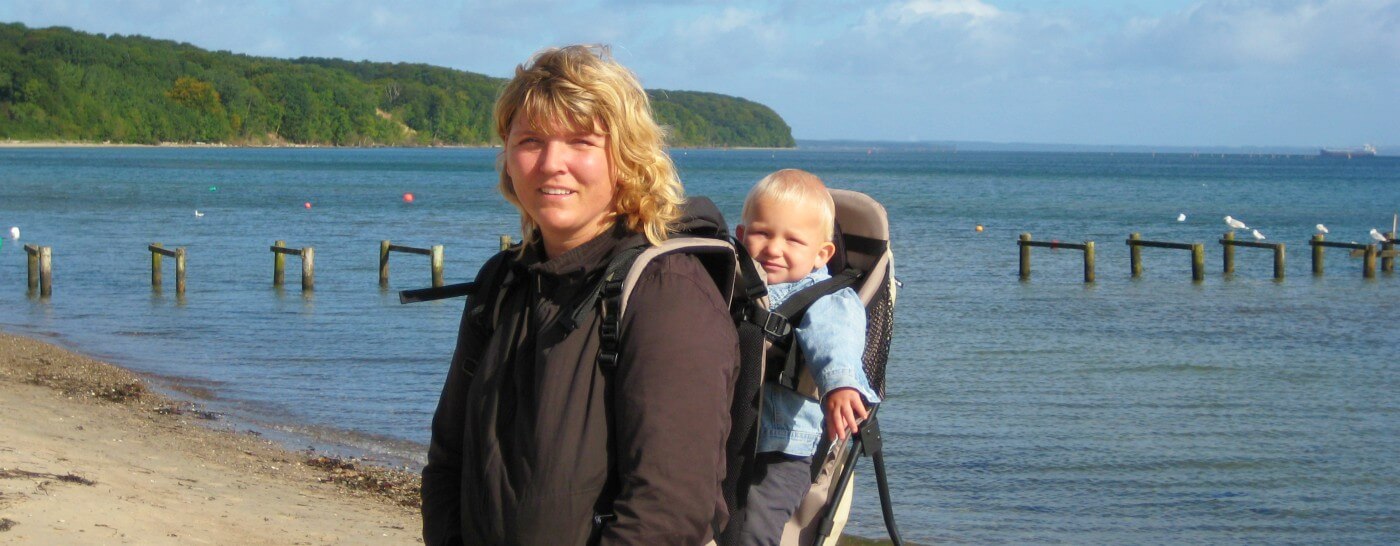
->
[597,351,619,372]
[599,322,620,341]
[759,309,791,339]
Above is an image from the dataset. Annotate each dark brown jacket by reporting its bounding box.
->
[422,225,739,546]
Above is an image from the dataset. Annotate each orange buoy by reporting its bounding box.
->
[975,225,984,232]
[304,202,312,209]
[403,192,415,203]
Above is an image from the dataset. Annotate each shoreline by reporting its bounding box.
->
[0,330,423,544]
[0,330,905,546]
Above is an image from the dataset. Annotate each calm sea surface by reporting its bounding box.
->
[1,147,1396,543]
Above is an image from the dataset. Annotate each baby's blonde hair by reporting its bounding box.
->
[494,44,684,248]
[740,169,836,241]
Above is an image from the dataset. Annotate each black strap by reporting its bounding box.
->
[772,268,862,319]
[734,238,789,339]
[398,248,516,305]
[588,244,650,529]
[768,268,863,390]
[841,233,888,258]
[398,282,474,304]
[592,246,647,372]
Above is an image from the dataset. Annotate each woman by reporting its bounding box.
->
[422,45,740,546]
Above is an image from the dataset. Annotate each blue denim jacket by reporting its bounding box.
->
[758,269,881,457]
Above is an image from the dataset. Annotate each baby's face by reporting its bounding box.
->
[738,196,835,284]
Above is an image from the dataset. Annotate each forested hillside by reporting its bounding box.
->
[0,23,795,147]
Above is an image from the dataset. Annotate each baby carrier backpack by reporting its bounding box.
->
[401,191,901,546]
[762,189,903,546]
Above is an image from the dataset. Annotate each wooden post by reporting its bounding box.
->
[27,244,39,292]
[175,247,187,294]
[1383,231,1395,273]
[39,246,52,296]
[1363,244,1376,279]
[431,244,445,287]
[500,235,513,251]
[301,247,315,290]
[1273,244,1285,280]
[1083,241,1095,283]
[273,240,286,287]
[1191,243,1205,282]
[1312,234,1324,276]
[151,242,164,288]
[1221,231,1235,274]
[379,240,391,287]
[1129,233,1142,278]
[1019,232,1031,280]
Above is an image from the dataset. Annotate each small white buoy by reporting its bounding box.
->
[1224,216,1249,230]
[1252,229,1266,241]
[7,226,17,240]
[1316,224,1328,234]
[1177,213,1186,222]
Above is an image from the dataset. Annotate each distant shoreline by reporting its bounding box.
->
[0,139,498,149]
[0,139,798,151]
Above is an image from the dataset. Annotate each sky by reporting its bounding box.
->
[2,0,1397,148]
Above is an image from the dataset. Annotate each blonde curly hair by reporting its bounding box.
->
[494,44,684,249]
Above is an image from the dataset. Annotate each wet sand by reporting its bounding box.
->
[0,331,422,545]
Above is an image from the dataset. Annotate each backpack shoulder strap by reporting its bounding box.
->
[597,236,742,371]
[472,249,518,330]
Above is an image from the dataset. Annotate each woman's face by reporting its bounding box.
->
[504,115,616,257]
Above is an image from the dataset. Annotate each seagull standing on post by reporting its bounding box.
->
[1225,216,1249,230]
[1316,224,1329,234]
[1370,228,1389,243]
[1252,229,1266,241]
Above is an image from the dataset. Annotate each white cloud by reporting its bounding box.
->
[1115,0,1400,70]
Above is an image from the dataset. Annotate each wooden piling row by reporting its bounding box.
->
[14,236,534,296]
[24,244,51,296]
[1126,233,1204,282]
[148,242,187,294]
[379,240,445,288]
[1309,236,1377,278]
[271,241,315,290]
[1018,233,1095,283]
[1220,232,1285,280]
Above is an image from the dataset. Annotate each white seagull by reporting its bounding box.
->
[1224,216,1249,230]
[1252,229,1266,241]
[1316,224,1329,234]
[1370,228,1389,243]
[194,210,204,218]
[7,226,17,240]
[1177,213,1186,222]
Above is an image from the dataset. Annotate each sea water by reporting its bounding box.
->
[0,147,1396,543]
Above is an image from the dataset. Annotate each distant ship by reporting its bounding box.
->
[1319,144,1378,158]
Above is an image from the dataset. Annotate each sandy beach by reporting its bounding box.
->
[0,331,423,545]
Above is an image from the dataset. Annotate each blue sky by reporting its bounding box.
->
[3,0,1397,147]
